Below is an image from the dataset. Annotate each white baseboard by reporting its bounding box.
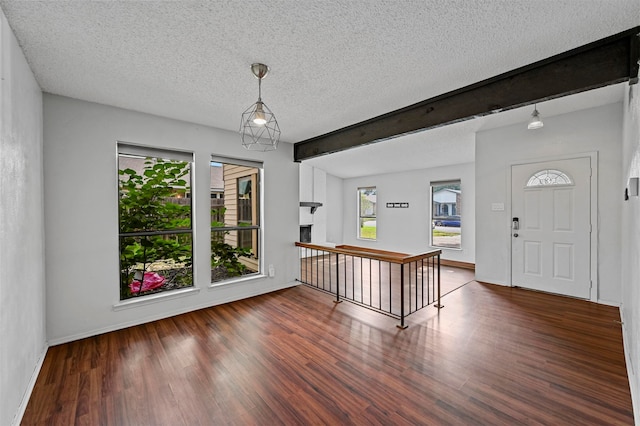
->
[620,311,639,426]
[597,298,621,307]
[12,344,49,426]
[48,280,299,346]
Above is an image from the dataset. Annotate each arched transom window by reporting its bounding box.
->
[526,169,573,187]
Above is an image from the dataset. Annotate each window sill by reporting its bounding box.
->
[431,246,463,251]
[209,273,266,289]
[113,287,200,311]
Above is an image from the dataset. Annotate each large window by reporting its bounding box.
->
[211,157,261,284]
[118,145,193,300]
[431,180,461,249]
[358,187,377,240]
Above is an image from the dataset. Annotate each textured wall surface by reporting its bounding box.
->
[43,95,299,344]
[476,103,623,304]
[621,83,640,423]
[0,9,45,426]
[325,173,344,244]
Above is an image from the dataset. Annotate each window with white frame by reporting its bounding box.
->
[358,187,377,240]
[210,156,262,283]
[118,144,194,300]
[431,180,461,249]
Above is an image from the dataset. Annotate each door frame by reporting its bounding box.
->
[507,151,598,302]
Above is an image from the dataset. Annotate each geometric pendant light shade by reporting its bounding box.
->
[527,104,544,130]
[240,63,281,151]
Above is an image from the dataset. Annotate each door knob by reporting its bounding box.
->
[513,233,519,237]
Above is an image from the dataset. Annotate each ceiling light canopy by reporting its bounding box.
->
[240,63,281,151]
[527,104,544,130]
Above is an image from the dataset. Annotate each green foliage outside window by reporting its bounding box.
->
[118,157,193,300]
[210,207,254,280]
[358,187,377,240]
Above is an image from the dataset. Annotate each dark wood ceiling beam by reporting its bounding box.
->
[294,27,640,162]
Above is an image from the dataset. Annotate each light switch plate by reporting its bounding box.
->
[629,177,639,197]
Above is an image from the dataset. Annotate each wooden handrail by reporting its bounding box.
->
[295,242,441,265]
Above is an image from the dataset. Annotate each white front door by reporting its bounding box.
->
[511,157,591,298]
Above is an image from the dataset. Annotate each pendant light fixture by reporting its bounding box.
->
[527,104,544,130]
[240,63,281,151]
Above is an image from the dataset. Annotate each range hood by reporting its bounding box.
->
[300,201,322,214]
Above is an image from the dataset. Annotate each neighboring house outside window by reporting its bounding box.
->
[211,157,261,284]
[358,187,377,240]
[237,176,253,249]
[431,180,461,249]
[117,144,194,300]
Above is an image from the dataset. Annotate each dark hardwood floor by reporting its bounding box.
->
[23,278,633,425]
[435,264,475,296]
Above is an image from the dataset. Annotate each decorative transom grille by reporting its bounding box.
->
[526,169,573,187]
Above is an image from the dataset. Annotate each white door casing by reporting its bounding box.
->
[511,157,591,299]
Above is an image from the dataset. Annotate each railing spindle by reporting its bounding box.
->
[359,256,363,304]
[352,255,355,302]
[399,264,406,329]
[421,258,425,308]
[378,260,382,310]
[436,254,443,309]
[369,258,372,307]
[389,262,392,313]
[335,252,341,303]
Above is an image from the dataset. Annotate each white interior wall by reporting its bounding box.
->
[311,167,327,243]
[476,102,623,304]
[299,162,314,226]
[0,10,46,426]
[43,94,299,344]
[299,163,333,244]
[621,83,640,422]
[326,173,344,243]
[340,162,475,262]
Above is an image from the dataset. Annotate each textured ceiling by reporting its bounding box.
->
[1,1,638,176]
